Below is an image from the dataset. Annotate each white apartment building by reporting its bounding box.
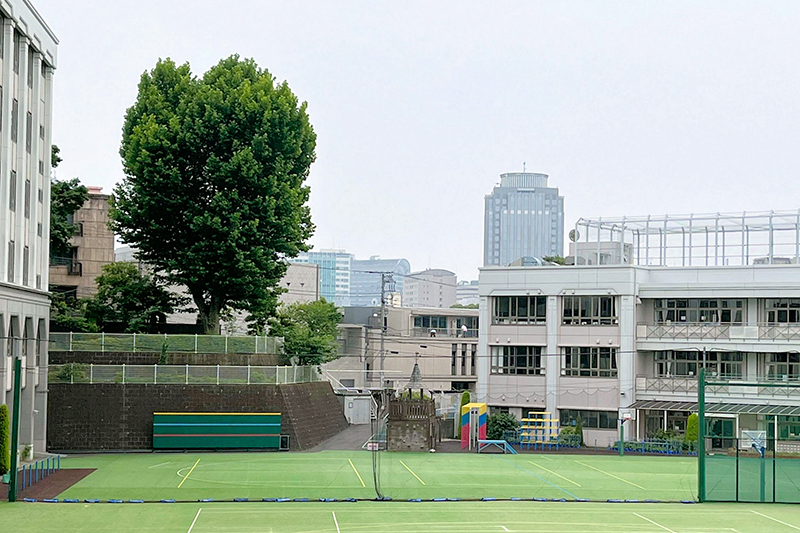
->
[0,1,58,457]
[478,212,800,449]
[403,269,457,308]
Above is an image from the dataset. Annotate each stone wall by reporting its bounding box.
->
[48,381,347,451]
[49,351,280,366]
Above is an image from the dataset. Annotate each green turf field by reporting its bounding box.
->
[51,450,698,502]
[2,500,800,533]
[3,452,800,532]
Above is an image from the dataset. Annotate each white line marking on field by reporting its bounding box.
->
[633,512,677,533]
[500,526,511,532]
[332,511,341,533]
[751,510,800,531]
[148,461,171,469]
[187,508,202,533]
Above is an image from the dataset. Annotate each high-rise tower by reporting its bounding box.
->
[483,172,564,266]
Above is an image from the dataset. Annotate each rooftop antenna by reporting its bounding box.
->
[523,161,526,173]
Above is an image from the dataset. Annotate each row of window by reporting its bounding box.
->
[492,296,617,325]
[654,351,744,378]
[491,297,800,326]
[560,409,618,430]
[654,299,743,324]
[490,346,618,377]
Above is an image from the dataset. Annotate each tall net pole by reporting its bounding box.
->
[697,367,706,503]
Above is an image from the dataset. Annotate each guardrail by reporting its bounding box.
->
[50,332,282,354]
[48,364,320,385]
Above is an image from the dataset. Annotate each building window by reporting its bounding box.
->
[451,344,457,375]
[27,48,34,88]
[13,31,19,74]
[40,124,45,139]
[8,170,16,211]
[654,351,744,379]
[26,111,32,153]
[766,353,800,381]
[562,296,617,325]
[563,347,617,377]
[11,99,18,142]
[413,315,447,332]
[655,299,743,324]
[471,344,476,375]
[560,409,617,430]
[493,295,546,324]
[766,299,800,324]
[7,241,14,282]
[24,179,30,218]
[490,345,543,375]
[22,246,28,285]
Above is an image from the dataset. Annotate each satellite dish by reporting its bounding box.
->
[569,229,580,242]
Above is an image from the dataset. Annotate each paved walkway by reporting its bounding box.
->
[304,424,373,452]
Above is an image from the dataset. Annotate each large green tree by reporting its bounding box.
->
[111,56,316,334]
[49,145,89,259]
[85,262,185,333]
[270,299,342,366]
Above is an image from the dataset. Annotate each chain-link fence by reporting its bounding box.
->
[49,364,319,385]
[50,333,282,354]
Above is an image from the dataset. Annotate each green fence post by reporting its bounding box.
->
[698,367,706,502]
[8,358,22,502]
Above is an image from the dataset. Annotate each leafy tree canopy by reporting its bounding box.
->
[450,303,478,309]
[50,292,98,333]
[270,299,342,366]
[111,56,317,334]
[85,262,186,333]
[543,255,566,265]
[50,175,88,259]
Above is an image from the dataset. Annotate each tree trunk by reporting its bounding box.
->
[193,292,222,335]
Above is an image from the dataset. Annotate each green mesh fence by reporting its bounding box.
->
[704,437,800,503]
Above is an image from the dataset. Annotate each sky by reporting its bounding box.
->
[34,0,800,281]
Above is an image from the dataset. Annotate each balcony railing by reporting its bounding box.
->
[638,323,730,340]
[411,327,478,338]
[636,374,800,397]
[638,322,800,341]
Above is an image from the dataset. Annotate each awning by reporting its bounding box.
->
[629,400,800,417]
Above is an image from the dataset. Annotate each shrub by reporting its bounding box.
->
[575,415,585,446]
[685,413,699,443]
[0,404,9,475]
[457,390,470,438]
[487,412,519,440]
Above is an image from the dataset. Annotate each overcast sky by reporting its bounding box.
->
[35,0,800,281]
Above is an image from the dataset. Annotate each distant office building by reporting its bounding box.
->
[484,172,564,266]
[350,256,411,307]
[456,280,479,306]
[403,269,457,308]
[50,186,115,298]
[292,249,353,306]
[0,0,58,458]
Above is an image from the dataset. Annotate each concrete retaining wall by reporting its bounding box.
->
[47,381,347,451]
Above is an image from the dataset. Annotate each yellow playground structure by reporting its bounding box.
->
[520,411,559,449]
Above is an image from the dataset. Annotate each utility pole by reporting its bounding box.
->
[379,273,394,393]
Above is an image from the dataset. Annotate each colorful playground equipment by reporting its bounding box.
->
[460,402,487,450]
[520,411,559,449]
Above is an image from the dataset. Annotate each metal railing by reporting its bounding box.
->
[50,332,282,354]
[638,322,800,341]
[411,327,479,338]
[49,364,320,385]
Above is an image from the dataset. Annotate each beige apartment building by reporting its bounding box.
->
[49,186,114,298]
[325,306,479,391]
[402,269,457,308]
